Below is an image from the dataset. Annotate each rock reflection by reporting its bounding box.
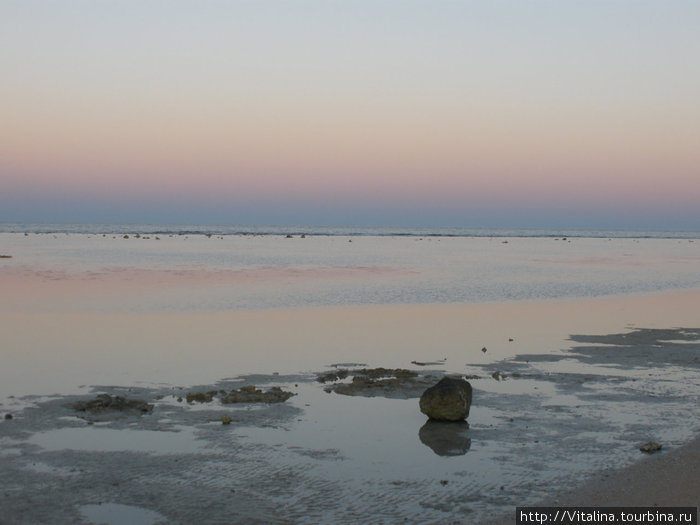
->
[419,420,471,456]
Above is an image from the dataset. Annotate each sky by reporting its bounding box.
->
[2,1,699,230]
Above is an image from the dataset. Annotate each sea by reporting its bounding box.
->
[1,222,698,312]
[1,222,699,523]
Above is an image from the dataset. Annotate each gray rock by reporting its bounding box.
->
[419,377,472,421]
[639,441,662,453]
[72,394,153,415]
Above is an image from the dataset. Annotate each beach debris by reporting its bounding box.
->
[221,414,232,425]
[411,359,446,366]
[72,394,153,415]
[419,376,472,421]
[419,420,471,456]
[639,441,662,453]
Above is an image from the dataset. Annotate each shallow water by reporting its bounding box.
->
[1,233,698,312]
[2,327,698,524]
[1,233,699,523]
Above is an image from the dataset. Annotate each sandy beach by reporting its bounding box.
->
[1,233,698,523]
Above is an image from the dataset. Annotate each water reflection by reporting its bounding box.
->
[418,420,471,456]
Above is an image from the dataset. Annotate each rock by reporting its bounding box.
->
[316,370,349,383]
[640,441,662,453]
[186,391,217,403]
[221,414,232,425]
[220,386,295,404]
[419,377,472,421]
[4,413,13,420]
[328,368,431,398]
[72,394,153,415]
[481,347,487,353]
[419,420,471,456]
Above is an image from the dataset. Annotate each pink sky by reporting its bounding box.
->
[2,1,699,228]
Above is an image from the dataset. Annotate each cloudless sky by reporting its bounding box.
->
[2,1,699,229]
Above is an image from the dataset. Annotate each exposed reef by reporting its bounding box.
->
[185,385,296,404]
[319,367,439,398]
[72,394,153,415]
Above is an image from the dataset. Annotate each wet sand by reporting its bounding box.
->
[545,434,700,507]
[485,435,700,525]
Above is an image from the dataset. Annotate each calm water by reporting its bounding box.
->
[1,225,699,523]
[1,226,698,312]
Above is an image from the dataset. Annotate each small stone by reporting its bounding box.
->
[481,347,487,353]
[440,480,449,486]
[221,415,232,425]
[640,441,662,453]
[4,413,13,420]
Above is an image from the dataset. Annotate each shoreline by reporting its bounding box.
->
[486,434,700,524]
[544,433,700,508]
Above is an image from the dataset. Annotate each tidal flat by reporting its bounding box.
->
[1,322,698,524]
[0,233,699,523]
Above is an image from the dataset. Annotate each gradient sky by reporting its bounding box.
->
[2,1,699,229]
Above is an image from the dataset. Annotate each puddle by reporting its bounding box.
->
[29,426,205,454]
[79,503,166,525]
